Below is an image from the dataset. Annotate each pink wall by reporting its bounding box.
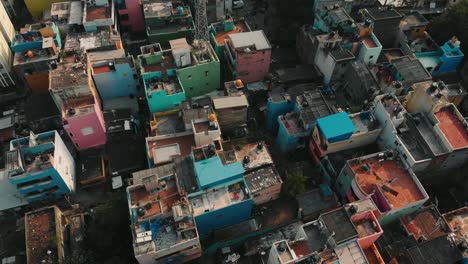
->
[351,211,383,249]
[64,105,106,151]
[235,49,271,84]
[118,0,144,33]
[253,184,282,205]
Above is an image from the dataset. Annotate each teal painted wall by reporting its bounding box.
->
[143,71,186,113]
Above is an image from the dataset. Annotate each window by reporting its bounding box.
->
[205,71,209,76]
[188,75,192,80]
[369,55,374,60]
[120,14,129,21]
[75,143,80,148]
[69,132,74,137]
[81,127,94,136]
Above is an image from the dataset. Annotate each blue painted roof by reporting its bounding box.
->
[317,112,356,141]
[195,156,244,189]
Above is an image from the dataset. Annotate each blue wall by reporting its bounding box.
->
[194,198,253,234]
[433,41,464,75]
[195,156,244,189]
[11,23,61,52]
[266,98,294,132]
[93,63,138,100]
[276,118,300,153]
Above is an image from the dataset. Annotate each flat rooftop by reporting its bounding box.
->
[297,188,340,219]
[399,12,429,30]
[279,112,304,135]
[152,113,185,136]
[362,36,377,48]
[193,120,218,134]
[189,181,249,216]
[13,47,57,66]
[50,61,88,91]
[321,208,358,244]
[434,107,468,149]
[392,56,432,85]
[365,7,402,20]
[244,165,282,194]
[231,142,273,171]
[92,57,134,74]
[407,235,464,264]
[64,31,121,52]
[174,155,199,194]
[85,5,110,21]
[401,206,449,242]
[63,95,96,117]
[77,147,104,182]
[26,207,58,264]
[147,134,194,165]
[212,20,249,46]
[297,91,332,126]
[145,76,183,96]
[350,157,426,210]
[139,51,175,74]
[229,30,271,50]
[335,241,369,264]
[381,48,405,62]
[330,49,355,62]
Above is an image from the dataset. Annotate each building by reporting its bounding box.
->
[63,30,123,54]
[49,57,93,110]
[144,70,186,114]
[416,37,464,76]
[189,144,253,234]
[62,95,107,151]
[244,165,282,205]
[138,39,220,99]
[76,147,106,186]
[89,50,139,101]
[276,91,333,153]
[0,0,15,90]
[11,23,61,94]
[374,84,468,173]
[309,110,382,159]
[5,131,75,203]
[335,150,429,225]
[83,0,115,32]
[143,0,195,46]
[375,55,432,94]
[116,0,145,33]
[400,205,451,243]
[47,1,84,36]
[361,7,403,48]
[127,165,202,264]
[212,81,249,133]
[443,206,468,245]
[25,205,85,264]
[297,186,340,221]
[342,61,380,105]
[225,30,272,84]
[209,17,251,61]
[24,0,64,19]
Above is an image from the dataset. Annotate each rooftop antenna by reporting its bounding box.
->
[194,0,209,59]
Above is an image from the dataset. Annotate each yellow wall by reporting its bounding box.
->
[24,0,64,19]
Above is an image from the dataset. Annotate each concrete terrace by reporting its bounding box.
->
[212,21,249,46]
[349,157,426,210]
[434,107,468,150]
[25,207,59,264]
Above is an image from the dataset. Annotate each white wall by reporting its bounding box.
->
[53,131,76,192]
[314,49,335,85]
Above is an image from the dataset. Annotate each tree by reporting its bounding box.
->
[428,0,468,56]
[284,169,307,197]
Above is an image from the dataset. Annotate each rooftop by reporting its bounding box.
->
[151,113,185,136]
[92,57,134,74]
[380,48,405,62]
[224,80,245,96]
[228,30,271,50]
[401,206,450,242]
[189,180,250,216]
[365,7,402,20]
[85,4,111,21]
[279,112,304,135]
[139,50,176,74]
[392,56,432,86]
[13,46,57,66]
[50,61,88,91]
[147,134,195,165]
[145,75,183,96]
[106,135,146,175]
[212,20,249,46]
[349,154,426,210]
[399,12,429,30]
[334,241,369,264]
[321,208,358,244]
[63,30,121,52]
[228,142,273,171]
[330,49,355,62]
[296,188,340,220]
[297,91,333,126]
[143,1,189,18]
[25,207,59,264]
[406,235,464,264]
[434,106,468,149]
[174,155,199,194]
[443,206,468,235]
[77,147,105,183]
[212,95,249,109]
[104,108,134,136]
[194,152,244,189]
[244,165,282,194]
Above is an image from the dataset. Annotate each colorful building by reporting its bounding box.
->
[0,0,15,90]
[127,165,202,264]
[416,37,464,76]
[116,0,145,33]
[276,91,332,153]
[188,144,253,235]
[62,95,106,151]
[266,93,294,132]
[138,40,220,100]
[143,71,186,113]
[225,30,272,84]
[209,17,251,61]
[143,0,195,46]
[335,150,429,225]
[90,51,139,101]
[83,0,115,32]
[5,131,76,203]
[309,110,382,160]
[11,23,61,94]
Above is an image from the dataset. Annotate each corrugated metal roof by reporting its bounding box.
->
[213,95,249,109]
[69,1,83,25]
[229,30,271,50]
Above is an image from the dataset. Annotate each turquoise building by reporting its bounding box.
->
[416,37,464,76]
[5,131,76,203]
[143,71,186,114]
[266,94,294,132]
[188,146,253,235]
[10,22,61,52]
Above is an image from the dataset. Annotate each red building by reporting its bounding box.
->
[117,0,145,33]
